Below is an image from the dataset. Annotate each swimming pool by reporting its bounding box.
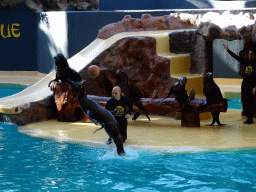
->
[228,98,242,110]
[1,87,255,191]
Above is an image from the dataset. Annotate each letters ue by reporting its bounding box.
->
[1,23,20,38]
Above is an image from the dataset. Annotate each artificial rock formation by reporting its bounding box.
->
[173,11,256,76]
[53,81,83,122]
[0,95,57,126]
[79,36,175,99]
[0,0,99,12]
[97,14,196,39]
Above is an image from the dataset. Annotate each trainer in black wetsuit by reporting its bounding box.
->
[223,43,256,124]
[106,86,133,144]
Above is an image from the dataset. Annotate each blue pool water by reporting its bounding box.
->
[2,122,256,191]
[228,98,242,110]
[1,87,255,191]
[0,87,24,98]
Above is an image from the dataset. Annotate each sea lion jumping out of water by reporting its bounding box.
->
[48,53,82,92]
[116,70,151,121]
[77,82,125,156]
[202,72,227,126]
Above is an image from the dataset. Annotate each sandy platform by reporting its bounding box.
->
[18,109,256,153]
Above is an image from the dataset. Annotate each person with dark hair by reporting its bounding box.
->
[106,86,133,144]
[223,43,256,124]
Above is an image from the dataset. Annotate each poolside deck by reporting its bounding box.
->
[18,110,256,153]
[2,72,256,153]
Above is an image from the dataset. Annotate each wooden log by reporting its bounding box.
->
[181,111,200,127]
[87,95,228,115]
[87,95,228,127]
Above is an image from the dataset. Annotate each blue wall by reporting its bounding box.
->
[0,2,37,71]
[99,0,211,10]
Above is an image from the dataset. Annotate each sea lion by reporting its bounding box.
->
[48,53,82,92]
[77,82,125,156]
[202,72,226,126]
[116,70,151,121]
[162,77,194,112]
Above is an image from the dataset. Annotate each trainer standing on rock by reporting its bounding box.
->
[223,43,256,124]
[106,86,133,144]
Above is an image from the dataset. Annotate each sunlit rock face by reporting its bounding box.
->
[53,82,82,122]
[93,12,256,99]
[79,36,176,99]
[171,11,256,42]
[97,14,196,39]
[0,0,99,12]
[172,11,256,76]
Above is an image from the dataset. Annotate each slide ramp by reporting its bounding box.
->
[0,29,200,115]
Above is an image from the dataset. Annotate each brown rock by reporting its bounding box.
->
[221,25,240,41]
[53,81,83,122]
[238,25,254,41]
[79,36,174,98]
[197,22,221,41]
[97,14,196,39]
[0,0,24,7]
[0,0,99,12]
[7,95,57,126]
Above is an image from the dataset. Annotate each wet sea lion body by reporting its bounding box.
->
[77,85,125,156]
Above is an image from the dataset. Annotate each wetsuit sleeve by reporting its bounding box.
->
[227,49,248,65]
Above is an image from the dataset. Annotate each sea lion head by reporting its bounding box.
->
[179,77,187,86]
[205,72,213,82]
[173,77,187,91]
[54,53,69,76]
[116,69,129,85]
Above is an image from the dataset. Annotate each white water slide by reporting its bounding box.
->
[0,30,194,115]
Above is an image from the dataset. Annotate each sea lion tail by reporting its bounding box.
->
[224,98,232,102]
[104,122,126,156]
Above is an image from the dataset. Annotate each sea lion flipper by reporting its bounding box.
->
[208,112,225,126]
[145,113,151,121]
[132,112,141,121]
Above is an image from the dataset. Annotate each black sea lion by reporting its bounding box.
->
[49,53,82,91]
[77,83,125,156]
[203,72,226,126]
[162,77,194,112]
[116,70,151,121]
